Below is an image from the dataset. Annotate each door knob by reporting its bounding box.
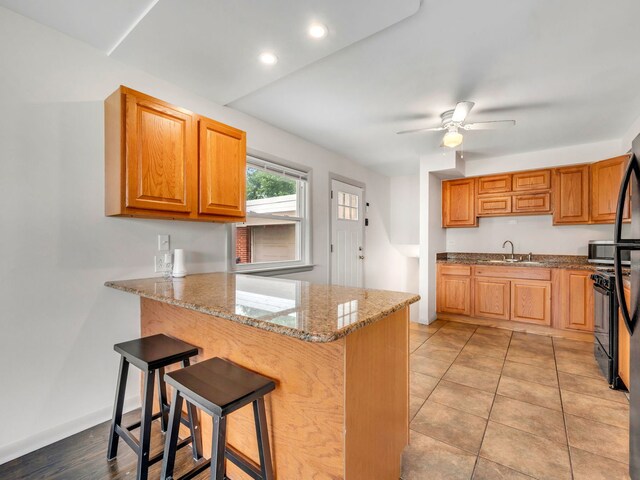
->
[358,255,365,260]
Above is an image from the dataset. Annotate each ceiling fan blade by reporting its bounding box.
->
[396,126,446,135]
[451,101,475,123]
[463,120,516,130]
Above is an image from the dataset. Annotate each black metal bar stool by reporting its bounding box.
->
[107,334,204,480]
[160,357,276,480]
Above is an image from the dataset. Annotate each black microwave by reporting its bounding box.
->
[588,240,630,265]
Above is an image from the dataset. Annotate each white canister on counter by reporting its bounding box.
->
[172,249,187,278]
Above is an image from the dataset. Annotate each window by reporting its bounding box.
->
[337,191,359,221]
[231,156,310,272]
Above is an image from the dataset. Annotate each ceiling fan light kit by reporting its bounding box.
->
[396,101,516,150]
[443,129,463,148]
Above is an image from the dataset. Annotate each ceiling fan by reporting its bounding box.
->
[396,102,516,148]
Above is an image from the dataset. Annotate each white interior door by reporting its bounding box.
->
[331,179,364,287]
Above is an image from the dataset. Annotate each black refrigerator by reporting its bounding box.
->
[614,133,640,478]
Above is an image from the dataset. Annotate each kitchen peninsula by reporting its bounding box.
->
[105,273,419,479]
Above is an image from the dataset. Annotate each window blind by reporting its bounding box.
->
[247,156,309,182]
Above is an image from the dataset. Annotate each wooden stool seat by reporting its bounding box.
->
[164,357,275,417]
[114,334,199,370]
[161,358,275,480]
[107,334,202,480]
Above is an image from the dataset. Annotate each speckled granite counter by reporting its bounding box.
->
[437,252,597,270]
[105,272,419,343]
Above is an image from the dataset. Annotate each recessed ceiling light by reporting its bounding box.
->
[259,52,278,65]
[308,23,328,39]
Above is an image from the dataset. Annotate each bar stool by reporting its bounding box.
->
[161,357,276,480]
[107,334,203,480]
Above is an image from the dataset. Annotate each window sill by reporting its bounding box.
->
[232,264,315,277]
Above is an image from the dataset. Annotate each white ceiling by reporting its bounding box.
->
[0,0,419,104]
[0,0,157,52]
[231,0,640,174]
[3,0,640,175]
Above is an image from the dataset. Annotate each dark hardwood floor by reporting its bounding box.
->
[0,410,210,480]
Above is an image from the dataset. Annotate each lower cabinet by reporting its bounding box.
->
[435,264,593,331]
[474,278,510,319]
[559,270,594,331]
[436,265,472,316]
[510,280,552,325]
[619,285,631,388]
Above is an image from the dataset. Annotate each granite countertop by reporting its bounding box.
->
[105,272,419,343]
[436,252,598,270]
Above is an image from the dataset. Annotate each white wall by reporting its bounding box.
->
[0,6,412,463]
[446,216,618,256]
[390,175,420,245]
[622,112,640,151]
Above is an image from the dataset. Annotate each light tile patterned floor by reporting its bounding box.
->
[402,320,631,480]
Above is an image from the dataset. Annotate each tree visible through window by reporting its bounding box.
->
[246,168,296,200]
[233,160,309,269]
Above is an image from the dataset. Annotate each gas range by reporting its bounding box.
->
[591,267,629,291]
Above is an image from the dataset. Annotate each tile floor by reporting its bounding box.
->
[402,320,631,480]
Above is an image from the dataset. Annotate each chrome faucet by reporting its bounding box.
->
[502,240,515,260]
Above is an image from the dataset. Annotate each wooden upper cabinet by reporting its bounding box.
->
[512,193,551,214]
[478,175,511,195]
[512,169,551,192]
[198,117,246,218]
[478,195,511,216]
[553,165,590,225]
[442,178,477,227]
[559,270,594,331]
[124,89,196,213]
[510,280,552,325]
[105,86,246,222]
[590,155,630,224]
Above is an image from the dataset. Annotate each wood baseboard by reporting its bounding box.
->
[437,313,593,342]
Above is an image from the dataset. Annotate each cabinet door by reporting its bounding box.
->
[619,285,631,388]
[198,117,246,217]
[478,175,512,195]
[511,280,552,325]
[442,179,477,227]
[125,92,196,213]
[512,170,551,192]
[438,275,471,315]
[474,278,510,319]
[559,270,594,331]
[590,155,630,224]
[477,196,512,216]
[512,193,551,214]
[553,165,590,224]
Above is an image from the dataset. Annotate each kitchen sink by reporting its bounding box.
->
[477,259,542,265]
